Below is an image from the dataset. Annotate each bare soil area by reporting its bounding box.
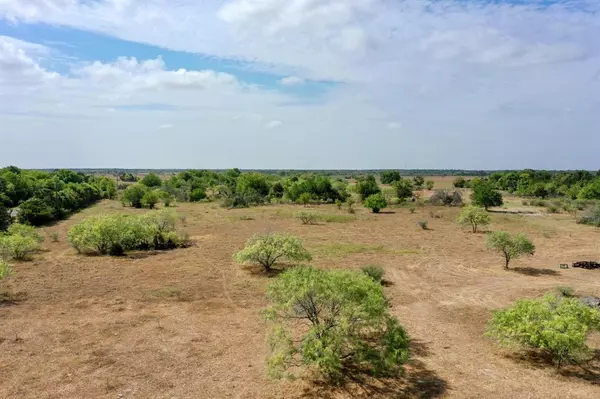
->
[2,198,600,398]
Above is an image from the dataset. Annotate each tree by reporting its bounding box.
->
[233,232,312,273]
[0,203,11,232]
[17,197,56,226]
[453,177,467,188]
[392,178,413,201]
[141,190,160,209]
[471,180,503,210]
[355,175,381,201]
[263,266,410,380]
[486,294,600,370]
[425,180,435,190]
[380,171,401,185]
[364,193,388,213]
[578,179,600,200]
[121,184,148,208]
[190,188,207,202]
[487,231,535,269]
[412,176,425,189]
[140,172,162,188]
[457,205,491,233]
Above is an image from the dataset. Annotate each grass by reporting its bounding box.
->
[320,214,357,223]
[312,242,420,257]
[145,285,189,301]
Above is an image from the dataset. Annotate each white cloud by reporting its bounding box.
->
[265,120,282,129]
[387,122,401,130]
[0,35,59,87]
[158,123,173,129]
[279,76,304,86]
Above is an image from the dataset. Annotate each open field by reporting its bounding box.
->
[2,197,600,398]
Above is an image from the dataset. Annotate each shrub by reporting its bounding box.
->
[456,205,491,233]
[555,286,575,297]
[17,197,56,226]
[522,200,530,206]
[0,235,41,260]
[546,205,559,214]
[392,179,413,201]
[141,190,160,209]
[121,184,148,208]
[453,177,467,188]
[355,175,381,201]
[471,181,503,209]
[297,192,312,206]
[347,198,356,214]
[487,231,535,269]
[364,193,388,213]
[49,231,59,242]
[233,232,312,273]
[139,172,162,188]
[380,171,401,185]
[425,180,434,190]
[409,207,416,214]
[362,264,385,283]
[295,211,318,225]
[418,220,429,230]
[577,207,600,227]
[7,223,44,243]
[0,203,11,232]
[190,188,207,202]
[486,294,600,370]
[263,266,410,380]
[429,190,462,206]
[412,176,425,189]
[0,259,12,280]
[335,199,343,210]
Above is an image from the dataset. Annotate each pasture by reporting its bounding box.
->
[2,190,600,398]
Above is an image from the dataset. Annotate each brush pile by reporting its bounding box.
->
[572,261,600,270]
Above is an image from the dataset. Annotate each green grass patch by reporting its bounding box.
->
[319,214,357,223]
[312,243,420,257]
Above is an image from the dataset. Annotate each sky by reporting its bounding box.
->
[0,0,599,170]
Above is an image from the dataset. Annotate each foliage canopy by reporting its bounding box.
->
[234,232,312,272]
[487,231,535,269]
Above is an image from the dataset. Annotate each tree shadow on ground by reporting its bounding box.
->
[300,340,448,398]
[507,349,600,385]
[377,211,396,215]
[511,267,560,277]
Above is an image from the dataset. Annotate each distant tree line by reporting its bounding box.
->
[0,166,116,227]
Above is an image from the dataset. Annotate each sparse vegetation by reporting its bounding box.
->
[486,231,535,269]
[234,232,312,272]
[0,259,12,280]
[457,205,491,233]
[264,266,410,380]
[487,294,600,370]
[49,231,59,242]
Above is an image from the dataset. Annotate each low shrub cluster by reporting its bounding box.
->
[577,207,600,227]
[0,224,44,261]
[428,190,463,206]
[361,264,385,283]
[68,210,190,256]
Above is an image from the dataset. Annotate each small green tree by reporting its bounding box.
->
[264,266,410,380]
[297,192,312,206]
[392,179,413,201]
[487,231,535,269]
[141,190,160,209]
[471,180,503,210]
[355,175,381,201]
[425,180,435,190]
[122,184,148,208]
[139,172,162,188]
[412,176,425,189]
[457,205,491,233]
[486,294,600,370]
[453,177,467,188]
[380,171,401,185]
[233,232,312,273]
[364,193,388,213]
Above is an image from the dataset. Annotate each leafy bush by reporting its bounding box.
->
[355,175,381,201]
[190,188,207,202]
[425,180,435,190]
[17,197,56,225]
[555,286,575,297]
[409,207,416,214]
[380,171,401,185]
[486,294,600,370]
[139,172,162,188]
[7,223,44,243]
[546,205,560,214]
[471,180,503,209]
[335,199,343,210]
[487,231,535,269]
[412,176,425,189]
[233,232,312,272]
[121,184,148,208]
[297,192,312,206]
[418,220,429,230]
[429,190,462,206]
[453,177,467,188]
[577,207,600,227]
[141,190,160,209]
[456,205,491,233]
[364,193,388,213]
[263,266,410,380]
[68,210,188,256]
[0,259,12,280]
[295,211,318,225]
[0,234,41,260]
[392,179,413,201]
[362,264,385,283]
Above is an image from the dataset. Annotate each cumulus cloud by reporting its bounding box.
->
[0,36,59,87]
[279,76,305,86]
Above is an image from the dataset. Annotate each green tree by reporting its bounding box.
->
[392,178,413,201]
[140,172,162,188]
[412,176,425,189]
[263,266,410,380]
[578,179,600,200]
[121,184,148,208]
[453,177,467,188]
[233,232,312,273]
[0,203,11,232]
[471,180,503,209]
[425,180,435,190]
[364,193,388,213]
[457,205,491,233]
[17,197,56,226]
[355,175,381,201]
[486,294,600,370]
[141,191,160,209]
[380,171,401,185]
[487,231,535,269]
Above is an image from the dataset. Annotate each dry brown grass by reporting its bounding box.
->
[2,197,600,398]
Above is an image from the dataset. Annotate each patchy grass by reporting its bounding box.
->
[319,214,357,223]
[312,242,420,257]
[145,285,190,301]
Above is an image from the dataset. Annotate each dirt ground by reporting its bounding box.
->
[2,193,600,398]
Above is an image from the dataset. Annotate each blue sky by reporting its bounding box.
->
[0,0,599,169]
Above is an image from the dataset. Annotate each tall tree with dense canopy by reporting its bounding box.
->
[380,171,401,185]
[471,180,503,209]
[355,175,381,201]
[139,173,162,188]
[264,266,410,380]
